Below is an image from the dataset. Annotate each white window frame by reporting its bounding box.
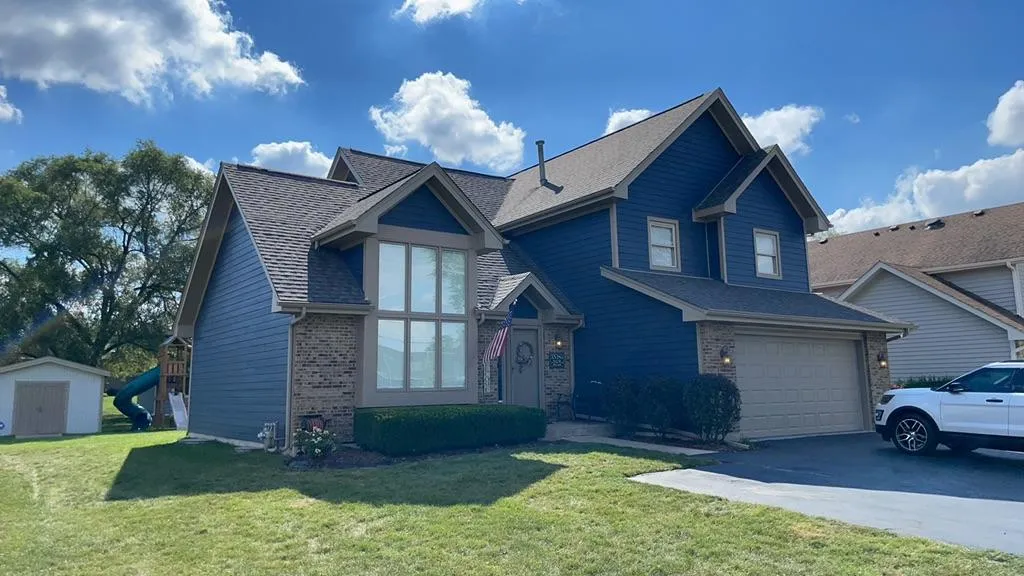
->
[753,228,782,279]
[376,241,469,391]
[647,217,681,272]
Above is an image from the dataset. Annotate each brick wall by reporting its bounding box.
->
[542,324,572,419]
[290,314,360,444]
[696,321,736,380]
[864,331,892,405]
[477,320,501,404]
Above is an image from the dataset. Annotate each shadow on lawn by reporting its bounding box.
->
[105,441,567,506]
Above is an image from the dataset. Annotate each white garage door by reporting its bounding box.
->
[734,334,865,439]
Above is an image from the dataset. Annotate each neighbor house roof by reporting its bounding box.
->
[808,201,1024,287]
[601,267,912,332]
[0,356,111,377]
[842,262,1024,336]
[221,164,370,305]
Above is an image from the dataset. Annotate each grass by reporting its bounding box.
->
[0,432,1020,576]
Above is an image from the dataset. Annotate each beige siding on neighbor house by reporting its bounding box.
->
[938,266,1018,314]
[849,270,1010,379]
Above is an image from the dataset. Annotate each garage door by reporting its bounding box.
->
[734,334,865,438]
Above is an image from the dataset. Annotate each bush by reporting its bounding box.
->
[294,426,337,461]
[893,375,952,389]
[354,404,546,456]
[604,376,686,438]
[681,374,741,443]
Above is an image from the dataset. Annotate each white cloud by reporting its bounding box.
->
[250,141,332,177]
[827,149,1024,233]
[0,85,20,123]
[0,0,303,105]
[395,0,484,23]
[184,155,215,175]
[384,144,408,157]
[844,113,861,124]
[370,71,525,172]
[604,108,651,135]
[742,105,824,156]
[987,80,1024,147]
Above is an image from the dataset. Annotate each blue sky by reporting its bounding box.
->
[1,0,1023,232]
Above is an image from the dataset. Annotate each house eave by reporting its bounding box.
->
[496,187,617,233]
[275,301,374,315]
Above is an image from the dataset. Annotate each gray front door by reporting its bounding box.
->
[509,328,540,408]
[14,381,68,437]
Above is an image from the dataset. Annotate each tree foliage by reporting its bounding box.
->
[0,141,213,369]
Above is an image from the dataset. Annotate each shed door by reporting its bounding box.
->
[14,381,69,437]
[735,335,865,439]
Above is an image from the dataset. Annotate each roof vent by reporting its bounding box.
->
[889,225,900,231]
[873,231,880,236]
[535,140,563,193]
[818,237,828,244]
[973,209,985,216]
[909,225,917,230]
[925,218,945,230]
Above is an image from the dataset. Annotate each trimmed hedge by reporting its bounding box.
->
[894,375,952,389]
[354,404,547,456]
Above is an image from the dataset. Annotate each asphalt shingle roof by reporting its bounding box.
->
[222,164,368,304]
[476,244,577,313]
[608,267,906,327]
[495,93,711,227]
[883,263,1024,333]
[808,201,1024,286]
[694,147,770,211]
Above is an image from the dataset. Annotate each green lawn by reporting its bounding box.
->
[0,430,1019,576]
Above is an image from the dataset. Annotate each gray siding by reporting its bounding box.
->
[938,267,1017,314]
[190,206,290,443]
[849,270,1010,380]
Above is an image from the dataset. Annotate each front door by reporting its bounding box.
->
[13,381,68,437]
[509,328,540,408]
[939,367,1013,436]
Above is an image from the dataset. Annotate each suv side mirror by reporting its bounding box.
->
[947,382,966,393]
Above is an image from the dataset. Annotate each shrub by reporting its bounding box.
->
[603,376,686,438]
[681,374,741,443]
[893,375,952,389]
[605,377,646,437]
[294,426,337,461]
[354,405,546,456]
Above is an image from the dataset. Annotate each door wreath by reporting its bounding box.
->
[515,341,535,372]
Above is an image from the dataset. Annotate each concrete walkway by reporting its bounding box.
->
[564,435,717,456]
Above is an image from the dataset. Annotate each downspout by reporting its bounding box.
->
[282,306,307,452]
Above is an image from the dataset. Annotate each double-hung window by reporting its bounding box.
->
[376,242,468,391]
[648,217,681,272]
[754,229,781,278]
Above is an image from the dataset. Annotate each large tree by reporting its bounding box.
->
[0,142,214,370]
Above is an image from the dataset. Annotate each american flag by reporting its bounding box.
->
[484,303,515,361]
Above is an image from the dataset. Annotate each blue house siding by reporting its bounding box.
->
[190,206,291,443]
[617,112,739,277]
[515,209,700,404]
[379,185,468,234]
[707,220,722,281]
[340,243,363,287]
[512,297,538,319]
[724,172,809,292]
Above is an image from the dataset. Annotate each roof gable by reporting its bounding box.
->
[0,356,111,377]
[379,185,469,234]
[809,201,1024,287]
[693,145,830,233]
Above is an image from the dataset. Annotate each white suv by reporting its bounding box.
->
[875,361,1024,455]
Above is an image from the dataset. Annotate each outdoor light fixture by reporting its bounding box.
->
[877,352,888,368]
[720,346,733,366]
[554,334,564,349]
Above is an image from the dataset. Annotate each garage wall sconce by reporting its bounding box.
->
[553,333,564,349]
[720,346,733,366]
[877,352,888,369]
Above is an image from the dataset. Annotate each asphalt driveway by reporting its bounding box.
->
[632,433,1024,554]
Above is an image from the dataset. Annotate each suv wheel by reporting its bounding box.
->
[891,413,938,455]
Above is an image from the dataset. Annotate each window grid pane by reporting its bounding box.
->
[411,246,438,313]
[409,321,436,389]
[651,246,676,268]
[756,254,777,276]
[441,322,467,389]
[755,233,778,257]
[376,319,405,389]
[650,225,675,247]
[441,250,467,314]
[378,243,407,311]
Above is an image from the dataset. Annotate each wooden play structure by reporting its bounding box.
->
[153,336,191,429]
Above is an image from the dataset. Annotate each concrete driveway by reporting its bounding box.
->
[632,433,1024,554]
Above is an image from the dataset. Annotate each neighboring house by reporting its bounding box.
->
[175,88,908,448]
[809,203,1024,380]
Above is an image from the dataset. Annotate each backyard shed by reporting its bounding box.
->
[0,357,109,437]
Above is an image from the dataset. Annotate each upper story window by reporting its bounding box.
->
[377,242,468,391]
[647,217,680,272]
[754,229,781,278]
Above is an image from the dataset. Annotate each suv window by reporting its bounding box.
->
[954,368,1016,393]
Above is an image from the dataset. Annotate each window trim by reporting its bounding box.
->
[376,241,469,391]
[753,228,782,279]
[647,217,681,272]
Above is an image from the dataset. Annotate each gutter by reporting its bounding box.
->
[277,301,373,315]
[283,306,307,452]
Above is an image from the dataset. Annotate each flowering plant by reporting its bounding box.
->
[294,426,337,461]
